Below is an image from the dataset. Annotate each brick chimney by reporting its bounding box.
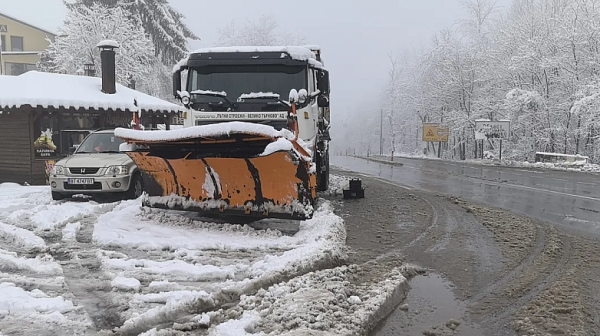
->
[97,40,120,94]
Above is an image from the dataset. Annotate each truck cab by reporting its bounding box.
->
[172,45,331,190]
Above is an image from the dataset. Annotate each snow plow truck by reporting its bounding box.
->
[114,46,331,219]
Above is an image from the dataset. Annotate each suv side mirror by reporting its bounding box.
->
[317,70,330,94]
[69,145,79,155]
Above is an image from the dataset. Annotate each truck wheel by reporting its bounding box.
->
[124,174,144,200]
[317,148,330,192]
[51,191,67,201]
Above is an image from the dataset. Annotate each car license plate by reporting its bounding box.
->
[67,178,95,185]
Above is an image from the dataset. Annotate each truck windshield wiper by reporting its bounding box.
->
[237,94,291,107]
[190,90,237,111]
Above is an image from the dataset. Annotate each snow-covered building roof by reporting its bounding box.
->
[0,71,183,114]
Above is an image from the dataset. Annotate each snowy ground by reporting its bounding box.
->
[363,153,600,173]
[0,178,412,336]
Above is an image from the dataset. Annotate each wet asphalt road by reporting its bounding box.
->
[331,156,600,236]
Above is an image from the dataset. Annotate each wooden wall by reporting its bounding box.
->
[0,111,33,184]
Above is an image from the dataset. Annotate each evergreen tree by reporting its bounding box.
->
[66,0,198,64]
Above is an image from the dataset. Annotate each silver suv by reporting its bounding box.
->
[48,129,143,201]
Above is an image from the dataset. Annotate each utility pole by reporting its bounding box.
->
[379,109,383,155]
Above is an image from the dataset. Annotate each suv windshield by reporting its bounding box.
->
[75,132,124,153]
[188,65,307,104]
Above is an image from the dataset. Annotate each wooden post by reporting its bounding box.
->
[499,139,503,161]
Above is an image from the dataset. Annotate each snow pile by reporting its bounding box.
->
[206,263,417,336]
[111,274,141,292]
[8,200,110,231]
[0,184,51,212]
[261,138,293,156]
[0,249,62,275]
[99,251,237,282]
[61,222,81,242]
[93,200,296,251]
[0,222,46,252]
[115,121,295,142]
[0,283,74,316]
[113,200,346,335]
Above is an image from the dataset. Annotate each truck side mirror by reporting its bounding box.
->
[317,70,330,94]
[173,69,182,98]
[317,95,329,108]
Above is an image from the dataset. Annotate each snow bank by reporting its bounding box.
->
[61,222,81,242]
[0,249,62,275]
[114,200,346,335]
[0,283,74,315]
[99,251,237,281]
[9,200,109,231]
[0,222,46,251]
[0,184,51,212]
[93,200,297,251]
[205,264,417,336]
[0,71,182,113]
[115,121,294,142]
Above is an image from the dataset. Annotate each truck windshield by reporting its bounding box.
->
[75,133,124,154]
[188,65,307,102]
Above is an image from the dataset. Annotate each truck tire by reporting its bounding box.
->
[124,173,144,200]
[316,147,330,192]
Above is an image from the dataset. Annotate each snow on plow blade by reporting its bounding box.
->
[114,123,317,219]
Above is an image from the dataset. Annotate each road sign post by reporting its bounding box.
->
[475,120,510,160]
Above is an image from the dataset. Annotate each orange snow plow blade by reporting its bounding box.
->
[119,131,316,219]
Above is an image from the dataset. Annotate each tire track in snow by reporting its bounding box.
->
[43,202,125,332]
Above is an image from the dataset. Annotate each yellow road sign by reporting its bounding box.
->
[422,124,449,142]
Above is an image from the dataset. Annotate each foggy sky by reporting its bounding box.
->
[2,0,512,123]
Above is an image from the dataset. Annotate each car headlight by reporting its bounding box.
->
[105,165,129,175]
[51,165,65,175]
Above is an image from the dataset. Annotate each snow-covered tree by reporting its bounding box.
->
[216,14,306,46]
[39,3,154,88]
[355,0,600,163]
[69,0,198,63]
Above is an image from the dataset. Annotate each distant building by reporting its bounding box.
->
[0,12,56,76]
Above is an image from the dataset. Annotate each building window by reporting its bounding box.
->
[5,62,36,76]
[0,35,5,52]
[10,36,23,51]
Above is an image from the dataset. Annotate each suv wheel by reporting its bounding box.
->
[124,174,144,200]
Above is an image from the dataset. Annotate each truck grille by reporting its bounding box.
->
[68,167,100,175]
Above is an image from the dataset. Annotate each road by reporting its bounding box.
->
[327,163,600,336]
[331,155,600,236]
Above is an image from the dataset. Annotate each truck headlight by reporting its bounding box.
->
[105,166,129,175]
[52,165,65,175]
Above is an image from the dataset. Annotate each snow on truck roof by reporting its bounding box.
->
[0,71,183,113]
[173,45,324,73]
